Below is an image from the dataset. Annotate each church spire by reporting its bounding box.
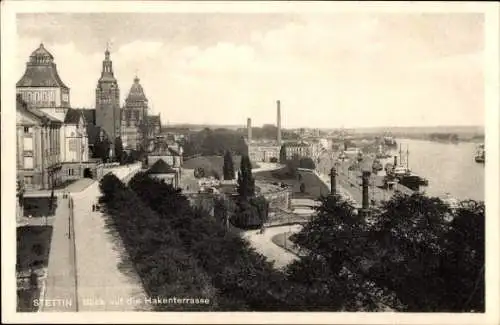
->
[100,46,115,81]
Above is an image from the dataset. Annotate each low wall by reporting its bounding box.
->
[265,208,311,227]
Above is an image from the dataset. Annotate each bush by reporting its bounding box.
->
[299,157,316,170]
[269,157,278,163]
[128,173,300,310]
[98,174,218,311]
[194,167,205,179]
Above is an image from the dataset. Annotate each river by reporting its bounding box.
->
[390,138,484,201]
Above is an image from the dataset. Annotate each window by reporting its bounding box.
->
[24,176,33,185]
[68,168,74,176]
[24,127,30,134]
[23,157,34,169]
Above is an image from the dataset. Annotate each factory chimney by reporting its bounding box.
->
[277,100,282,146]
[247,118,252,143]
[393,155,398,167]
[329,166,337,195]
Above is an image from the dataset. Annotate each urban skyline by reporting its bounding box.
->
[16,12,484,129]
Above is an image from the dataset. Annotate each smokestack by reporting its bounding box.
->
[394,155,398,166]
[362,170,371,211]
[277,100,282,146]
[330,167,337,195]
[247,118,252,143]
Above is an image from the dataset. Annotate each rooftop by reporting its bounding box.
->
[64,108,83,124]
[147,159,177,174]
[17,94,62,124]
[126,76,148,103]
[17,43,69,89]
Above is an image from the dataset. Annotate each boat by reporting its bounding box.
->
[375,144,392,159]
[356,151,364,162]
[384,162,393,173]
[338,152,347,161]
[385,144,429,191]
[474,144,485,163]
[383,136,398,148]
[372,158,383,173]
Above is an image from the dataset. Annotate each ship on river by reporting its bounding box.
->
[372,158,383,173]
[385,144,429,191]
[375,144,392,159]
[383,136,398,148]
[474,144,485,163]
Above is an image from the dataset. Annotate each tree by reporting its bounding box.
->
[194,167,205,179]
[237,155,255,199]
[299,157,316,169]
[93,137,110,162]
[17,178,24,208]
[279,145,287,163]
[250,196,270,225]
[114,136,124,164]
[294,192,485,312]
[223,150,235,180]
[286,154,300,177]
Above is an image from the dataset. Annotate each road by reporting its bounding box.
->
[241,224,303,270]
[42,163,150,312]
[316,150,400,206]
[70,163,150,311]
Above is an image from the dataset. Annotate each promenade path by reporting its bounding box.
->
[42,163,150,312]
[70,163,150,311]
[41,196,76,312]
[241,224,303,270]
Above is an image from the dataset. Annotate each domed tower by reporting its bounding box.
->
[95,47,121,154]
[122,75,149,149]
[16,43,70,121]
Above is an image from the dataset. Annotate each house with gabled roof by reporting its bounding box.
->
[146,158,179,188]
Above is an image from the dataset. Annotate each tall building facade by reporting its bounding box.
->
[95,48,120,156]
[16,43,96,186]
[121,76,148,150]
[16,95,62,190]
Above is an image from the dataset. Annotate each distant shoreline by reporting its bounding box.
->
[395,135,484,144]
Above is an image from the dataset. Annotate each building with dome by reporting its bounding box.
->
[121,75,162,150]
[16,43,92,188]
[121,76,155,150]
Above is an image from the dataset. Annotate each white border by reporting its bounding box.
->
[2,2,499,324]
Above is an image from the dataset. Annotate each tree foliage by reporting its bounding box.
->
[183,128,248,158]
[299,157,316,170]
[237,155,255,199]
[223,150,235,180]
[279,145,287,163]
[127,173,303,310]
[292,192,485,312]
[98,174,218,311]
[114,137,124,164]
[93,137,110,162]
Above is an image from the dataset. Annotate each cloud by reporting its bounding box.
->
[16,13,484,128]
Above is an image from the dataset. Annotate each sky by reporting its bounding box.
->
[16,12,485,129]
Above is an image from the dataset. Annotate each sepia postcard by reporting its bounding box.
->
[1,1,499,324]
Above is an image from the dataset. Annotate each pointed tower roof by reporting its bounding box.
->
[99,47,117,83]
[16,43,69,88]
[126,75,147,102]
